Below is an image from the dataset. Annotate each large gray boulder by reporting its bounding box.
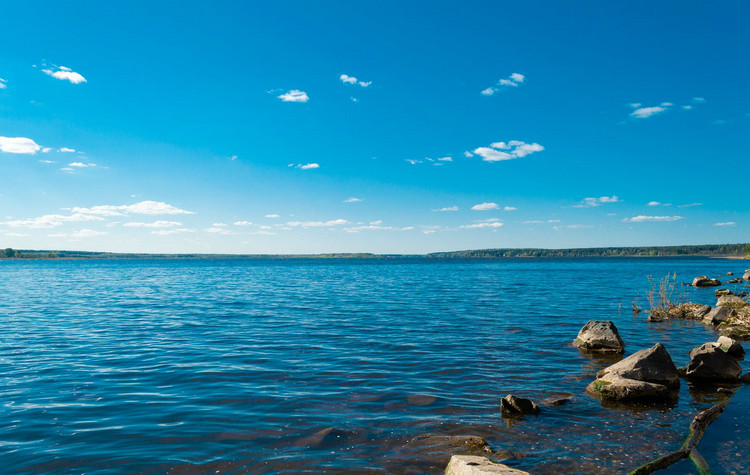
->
[445,455,529,475]
[686,343,742,381]
[717,336,745,358]
[573,320,625,353]
[689,305,712,320]
[587,343,679,400]
[744,269,750,281]
[693,275,721,287]
[703,306,736,324]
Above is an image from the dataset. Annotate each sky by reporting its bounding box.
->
[0,1,748,254]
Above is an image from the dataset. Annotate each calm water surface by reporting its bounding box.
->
[1,257,748,474]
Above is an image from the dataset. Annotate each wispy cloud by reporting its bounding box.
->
[340,74,372,87]
[677,202,702,208]
[265,214,280,218]
[461,219,504,229]
[123,220,182,228]
[0,136,42,154]
[714,222,736,227]
[233,221,253,226]
[573,196,620,208]
[630,103,671,119]
[277,90,309,103]
[623,215,684,222]
[504,206,517,211]
[1,213,104,229]
[481,72,525,95]
[343,197,362,203]
[71,229,107,238]
[471,202,499,211]
[0,78,7,89]
[433,206,459,212]
[288,163,319,170]
[152,228,195,236]
[470,140,544,162]
[286,219,348,227]
[59,147,75,153]
[71,201,194,216]
[41,65,86,84]
[68,162,97,168]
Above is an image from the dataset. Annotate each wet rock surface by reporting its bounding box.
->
[693,275,721,287]
[573,320,625,353]
[587,343,679,401]
[686,343,742,381]
[445,455,529,475]
[500,395,540,416]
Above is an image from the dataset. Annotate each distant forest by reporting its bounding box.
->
[1,244,749,259]
[426,244,750,258]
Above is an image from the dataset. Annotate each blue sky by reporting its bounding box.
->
[0,1,747,254]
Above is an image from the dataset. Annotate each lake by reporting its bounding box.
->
[1,257,748,473]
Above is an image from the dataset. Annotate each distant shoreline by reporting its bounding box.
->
[1,244,748,260]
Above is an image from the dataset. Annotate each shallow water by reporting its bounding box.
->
[0,257,747,473]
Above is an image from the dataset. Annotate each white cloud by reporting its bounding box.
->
[682,105,693,110]
[0,136,42,154]
[471,202,500,211]
[343,197,362,203]
[714,222,736,227]
[693,97,706,103]
[463,151,474,158]
[206,227,234,234]
[0,78,7,89]
[433,206,459,212]
[472,140,544,162]
[41,147,52,153]
[68,162,96,168]
[233,221,253,226]
[623,215,684,222]
[228,155,238,161]
[629,102,671,119]
[461,221,504,229]
[59,147,75,153]
[299,163,319,169]
[482,72,525,95]
[340,74,372,87]
[286,219,348,227]
[71,229,107,238]
[2,213,104,229]
[152,228,195,236]
[71,200,193,216]
[265,214,280,218]
[278,90,309,103]
[42,65,86,84]
[437,156,452,162]
[574,196,620,208]
[504,206,517,211]
[648,201,661,206]
[123,220,182,228]
[677,202,702,208]
[405,159,422,165]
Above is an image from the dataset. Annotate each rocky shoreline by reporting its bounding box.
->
[436,268,750,474]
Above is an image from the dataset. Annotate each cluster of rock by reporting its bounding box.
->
[575,319,748,401]
[445,455,529,475]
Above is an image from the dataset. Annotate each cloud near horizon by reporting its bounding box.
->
[471,202,499,211]
[623,215,684,222]
[71,201,194,216]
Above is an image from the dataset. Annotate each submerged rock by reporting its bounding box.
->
[445,455,529,475]
[693,275,721,287]
[686,343,742,381]
[727,278,743,284]
[573,320,625,353]
[717,336,745,358]
[715,288,733,297]
[587,343,679,401]
[703,306,736,324]
[407,435,492,455]
[500,395,540,416]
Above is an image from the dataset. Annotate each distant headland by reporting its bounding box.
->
[1,243,748,260]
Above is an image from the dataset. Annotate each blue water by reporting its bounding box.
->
[1,257,748,474]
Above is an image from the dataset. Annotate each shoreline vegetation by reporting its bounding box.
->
[1,243,749,260]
